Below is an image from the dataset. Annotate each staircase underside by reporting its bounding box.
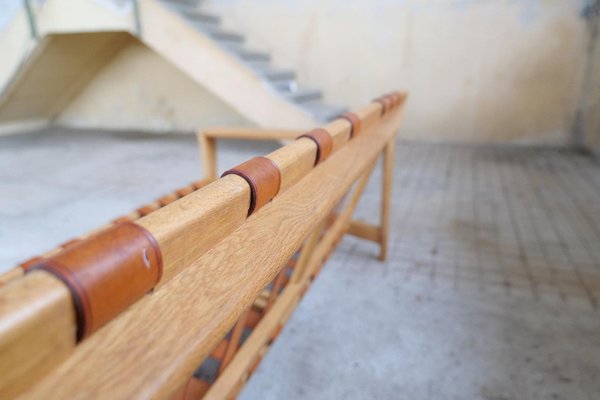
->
[0,32,130,122]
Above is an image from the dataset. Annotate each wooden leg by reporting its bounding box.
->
[197,132,217,181]
[379,137,395,261]
[345,141,394,261]
[301,160,378,281]
[347,220,380,243]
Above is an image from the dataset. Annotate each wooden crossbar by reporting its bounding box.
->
[348,220,382,243]
[0,92,407,399]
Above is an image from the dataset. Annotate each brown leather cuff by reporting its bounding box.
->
[392,92,402,107]
[176,185,195,197]
[373,96,392,116]
[385,92,398,108]
[372,98,385,115]
[112,215,134,224]
[61,239,81,249]
[338,112,362,138]
[137,203,158,217]
[20,256,44,271]
[28,222,163,341]
[387,92,404,108]
[222,156,281,216]
[192,179,208,190]
[158,193,178,207]
[297,128,333,165]
[374,92,404,115]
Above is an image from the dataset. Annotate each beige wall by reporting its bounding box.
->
[2,0,597,144]
[592,41,600,153]
[57,38,249,132]
[206,0,598,144]
[579,11,600,153]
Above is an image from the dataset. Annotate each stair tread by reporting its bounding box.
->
[271,79,297,91]
[300,101,347,122]
[262,68,295,80]
[205,29,245,42]
[163,0,346,123]
[162,2,221,24]
[231,48,271,61]
[281,87,322,104]
[283,87,320,96]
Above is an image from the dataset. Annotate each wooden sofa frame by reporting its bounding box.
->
[0,92,406,399]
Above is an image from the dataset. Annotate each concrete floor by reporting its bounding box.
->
[242,144,600,400]
[1,130,600,399]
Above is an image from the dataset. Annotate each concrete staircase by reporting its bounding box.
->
[0,0,346,132]
[160,0,346,122]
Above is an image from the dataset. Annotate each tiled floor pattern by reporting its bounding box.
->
[382,144,600,310]
[242,143,600,400]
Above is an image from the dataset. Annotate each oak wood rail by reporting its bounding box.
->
[0,92,406,399]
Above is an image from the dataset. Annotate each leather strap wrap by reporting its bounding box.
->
[373,96,392,116]
[297,128,333,165]
[374,92,404,115]
[192,180,207,190]
[136,204,158,217]
[222,156,281,216]
[113,215,134,224]
[338,112,362,138]
[393,92,402,107]
[176,185,195,197]
[20,256,44,271]
[386,92,398,108]
[388,92,404,108]
[158,193,178,207]
[28,222,163,341]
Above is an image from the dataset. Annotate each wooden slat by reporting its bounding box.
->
[347,220,381,243]
[203,128,302,141]
[198,133,217,181]
[245,308,263,330]
[379,137,396,261]
[18,101,404,399]
[209,339,229,361]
